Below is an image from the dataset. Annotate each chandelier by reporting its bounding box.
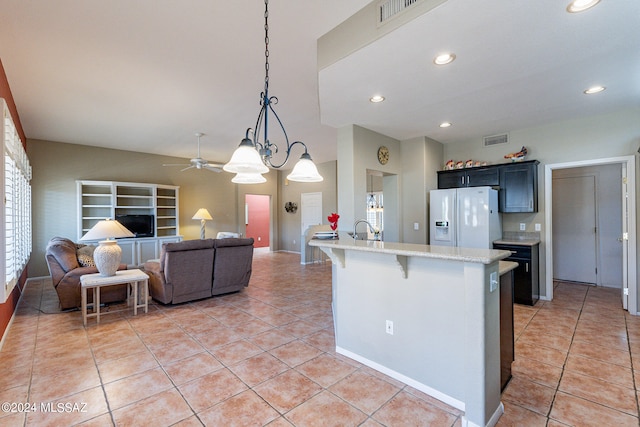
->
[223,0,323,184]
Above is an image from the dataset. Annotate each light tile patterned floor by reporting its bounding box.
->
[0,252,638,426]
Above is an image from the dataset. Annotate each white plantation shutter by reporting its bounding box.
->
[2,98,31,302]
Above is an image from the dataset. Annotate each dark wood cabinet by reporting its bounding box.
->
[499,269,514,391]
[494,243,539,306]
[498,160,539,213]
[437,166,500,189]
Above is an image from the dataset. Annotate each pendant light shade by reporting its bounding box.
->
[231,172,267,184]
[286,153,324,183]
[223,138,269,174]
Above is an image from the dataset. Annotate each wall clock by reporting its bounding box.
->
[377,146,390,165]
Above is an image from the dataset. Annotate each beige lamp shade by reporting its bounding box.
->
[192,208,213,239]
[192,208,213,221]
[80,218,135,241]
[80,219,134,276]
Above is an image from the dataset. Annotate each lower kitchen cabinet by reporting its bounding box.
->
[499,267,515,391]
[494,242,539,306]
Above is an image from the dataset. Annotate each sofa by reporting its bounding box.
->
[45,237,128,310]
[143,237,254,304]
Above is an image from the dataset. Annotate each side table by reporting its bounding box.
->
[80,269,149,326]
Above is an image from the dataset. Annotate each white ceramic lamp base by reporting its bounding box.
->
[94,240,122,276]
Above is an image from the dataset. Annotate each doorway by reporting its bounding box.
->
[245,194,270,249]
[545,156,636,314]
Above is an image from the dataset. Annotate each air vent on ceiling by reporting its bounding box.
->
[483,133,509,147]
[378,0,421,23]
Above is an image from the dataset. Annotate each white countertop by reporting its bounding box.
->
[499,260,519,275]
[494,238,540,246]
[309,238,511,265]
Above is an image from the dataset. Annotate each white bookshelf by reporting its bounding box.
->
[77,180,181,265]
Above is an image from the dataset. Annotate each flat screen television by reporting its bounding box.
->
[115,214,154,238]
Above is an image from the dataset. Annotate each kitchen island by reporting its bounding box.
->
[309,238,511,427]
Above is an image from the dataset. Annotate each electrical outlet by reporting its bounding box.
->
[386,320,394,335]
[490,272,498,292]
[535,223,541,231]
[414,222,419,230]
[293,239,296,245]
[519,223,526,231]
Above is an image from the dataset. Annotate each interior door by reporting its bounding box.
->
[552,175,597,284]
[245,194,270,248]
[301,192,322,235]
[621,164,629,308]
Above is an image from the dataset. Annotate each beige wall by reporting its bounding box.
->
[278,161,338,253]
[27,139,282,277]
[443,107,640,298]
[401,136,443,244]
[337,125,444,242]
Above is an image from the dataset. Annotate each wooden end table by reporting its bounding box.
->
[80,269,149,326]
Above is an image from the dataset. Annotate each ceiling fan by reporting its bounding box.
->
[163,132,223,172]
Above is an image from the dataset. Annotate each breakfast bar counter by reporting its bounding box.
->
[309,238,511,427]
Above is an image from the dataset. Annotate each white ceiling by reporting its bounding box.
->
[1,0,638,168]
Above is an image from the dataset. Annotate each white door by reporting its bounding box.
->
[621,164,629,308]
[301,192,323,235]
[553,175,597,284]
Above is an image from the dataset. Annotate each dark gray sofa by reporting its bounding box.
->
[144,237,254,304]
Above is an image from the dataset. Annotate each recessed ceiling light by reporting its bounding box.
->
[434,53,456,66]
[440,122,452,128]
[566,0,600,13]
[584,85,606,94]
[370,95,385,103]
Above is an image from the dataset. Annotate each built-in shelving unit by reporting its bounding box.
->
[77,181,181,265]
[77,180,180,238]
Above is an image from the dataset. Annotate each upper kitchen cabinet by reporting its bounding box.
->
[437,166,500,189]
[498,160,539,213]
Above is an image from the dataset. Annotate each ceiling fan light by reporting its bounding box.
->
[286,153,323,182]
[231,172,267,184]
[223,138,269,174]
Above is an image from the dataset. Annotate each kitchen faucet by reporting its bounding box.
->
[353,219,379,240]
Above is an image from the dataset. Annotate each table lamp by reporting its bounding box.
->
[192,208,213,239]
[80,219,134,276]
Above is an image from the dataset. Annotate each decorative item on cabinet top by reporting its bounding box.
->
[284,202,298,213]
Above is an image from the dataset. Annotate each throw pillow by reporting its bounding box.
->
[76,245,96,267]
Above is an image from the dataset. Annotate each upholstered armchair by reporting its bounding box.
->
[45,237,127,310]
[144,239,216,304]
[212,237,254,295]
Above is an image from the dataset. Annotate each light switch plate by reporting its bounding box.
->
[519,223,526,231]
[414,222,419,230]
[535,223,541,231]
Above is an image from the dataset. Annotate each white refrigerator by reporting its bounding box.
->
[429,186,501,249]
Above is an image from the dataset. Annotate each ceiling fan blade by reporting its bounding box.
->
[163,163,191,167]
[180,165,196,172]
[203,165,223,173]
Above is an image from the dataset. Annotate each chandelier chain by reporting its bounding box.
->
[264,0,269,92]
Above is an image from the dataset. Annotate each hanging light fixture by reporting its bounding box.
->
[223,0,323,184]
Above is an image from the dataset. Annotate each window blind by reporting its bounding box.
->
[2,98,31,301]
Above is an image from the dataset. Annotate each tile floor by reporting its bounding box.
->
[0,251,637,426]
